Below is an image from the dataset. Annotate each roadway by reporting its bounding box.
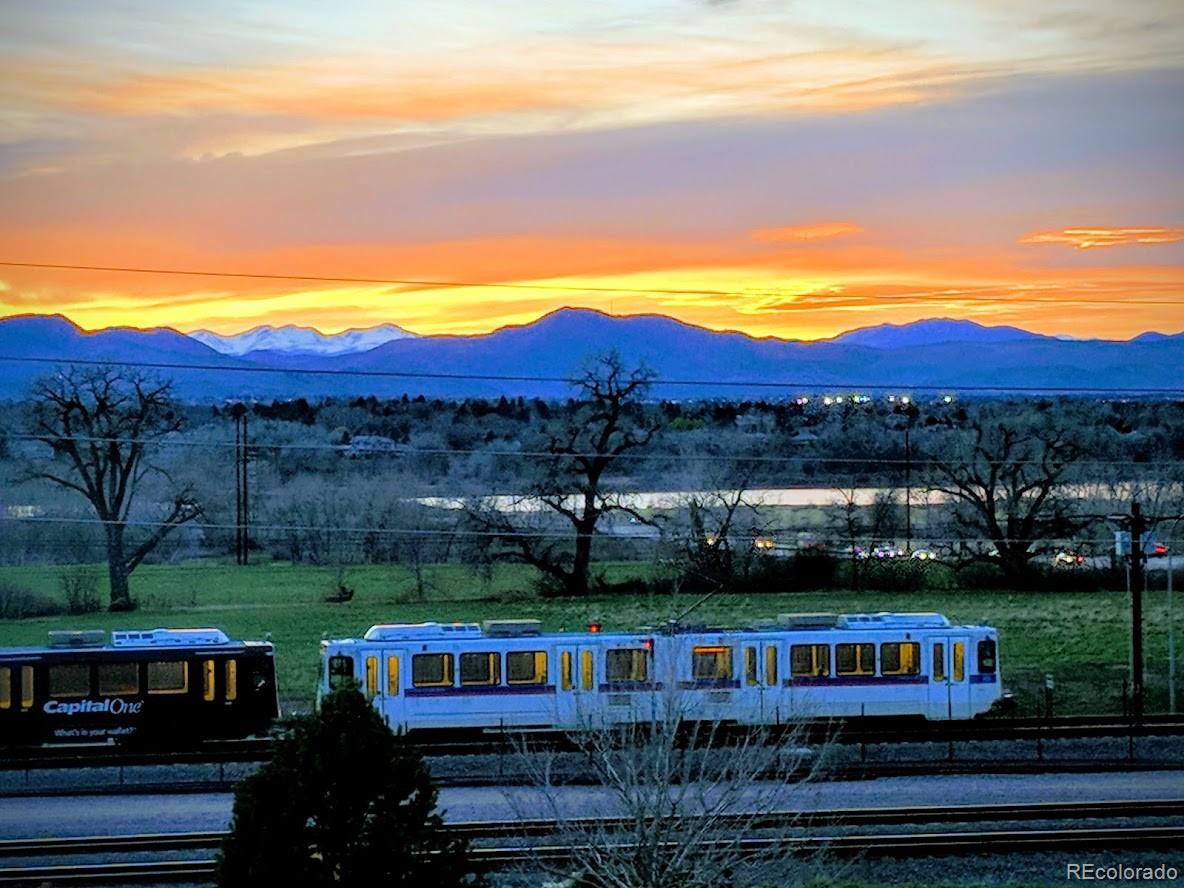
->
[3,770,1182,839]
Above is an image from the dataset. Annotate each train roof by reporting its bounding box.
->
[326,612,994,646]
[0,627,270,659]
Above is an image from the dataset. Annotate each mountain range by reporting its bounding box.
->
[0,310,1179,400]
[190,323,415,356]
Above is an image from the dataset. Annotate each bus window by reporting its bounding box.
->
[0,667,10,709]
[953,643,965,682]
[387,657,400,696]
[461,652,500,686]
[148,661,188,695]
[977,639,997,673]
[880,642,921,676]
[561,652,573,691]
[932,643,945,682]
[98,662,139,695]
[835,643,874,676]
[202,660,216,701]
[21,666,33,709]
[412,653,453,688]
[692,646,733,680]
[745,647,758,686]
[49,664,90,698]
[365,656,378,698]
[328,655,354,690]
[506,651,547,685]
[765,647,778,686]
[581,651,594,690]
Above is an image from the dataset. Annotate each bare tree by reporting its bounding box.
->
[676,457,770,592]
[511,682,827,888]
[466,352,661,596]
[28,367,202,611]
[919,406,1085,582]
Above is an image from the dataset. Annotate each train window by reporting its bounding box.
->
[560,652,573,691]
[977,639,997,673]
[328,655,354,690]
[765,646,778,686]
[506,651,547,685]
[606,649,649,683]
[692,646,733,680]
[835,643,874,676]
[226,660,238,701]
[745,647,758,686]
[365,656,379,698]
[581,651,594,690]
[880,642,921,676]
[21,666,33,709]
[953,643,965,682]
[790,644,830,677]
[932,643,945,682]
[148,661,188,695]
[412,653,454,688]
[461,652,500,686]
[98,663,139,695]
[202,660,216,702]
[49,664,90,698]
[387,657,400,696]
[0,667,10,709]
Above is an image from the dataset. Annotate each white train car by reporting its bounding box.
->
[318,612,1001,732]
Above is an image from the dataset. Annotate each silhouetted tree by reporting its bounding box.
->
[29,367,201,611]
[466,351,660,596]
[920,405,1085,582]
[218,687,481,888]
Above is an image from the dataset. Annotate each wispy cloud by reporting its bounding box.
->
[1020,227,1184,249]
[751,222,862,242]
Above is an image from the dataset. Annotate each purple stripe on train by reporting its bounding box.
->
[405,684,557,698]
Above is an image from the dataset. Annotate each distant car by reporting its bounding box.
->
[1052,551,1087,568]
[910,549,939,561]
[871,546,902,559]
[1152,542,1170,556]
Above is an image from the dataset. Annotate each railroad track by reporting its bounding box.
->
[3,820,1182,884]
[3,714,1183,771]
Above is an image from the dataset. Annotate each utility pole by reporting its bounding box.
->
[904,423,912,552]
[240,410,250,565]
[229,402,250,565]
[1130,501,1146,722]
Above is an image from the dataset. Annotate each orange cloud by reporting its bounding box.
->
[1020,227,1184,249]
[751,222,863,242]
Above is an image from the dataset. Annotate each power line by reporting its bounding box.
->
[4,260,1184,307]
[2,353,1182,395]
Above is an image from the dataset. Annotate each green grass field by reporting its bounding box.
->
[1,560,1178,716]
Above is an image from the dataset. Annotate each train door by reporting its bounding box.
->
[363,648,406,731]
[927,636,971,720]
[557,644,597,728]
[743,641,780,723]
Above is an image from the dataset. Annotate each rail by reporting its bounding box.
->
[3,823,1182,884]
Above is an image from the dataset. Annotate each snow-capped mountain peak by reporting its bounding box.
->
[188,323,415,356]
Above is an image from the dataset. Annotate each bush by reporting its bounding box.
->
[861,558,928,592]
[218,687,482,888]
[60,566,101,614]
[956,561,1007,590]
[0,581,63,619]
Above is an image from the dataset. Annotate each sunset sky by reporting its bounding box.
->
[1,1,1182,340]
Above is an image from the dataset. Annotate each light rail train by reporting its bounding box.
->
[0,612,1001,747]
[0,628,278,746]
[320,612,1002,732]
